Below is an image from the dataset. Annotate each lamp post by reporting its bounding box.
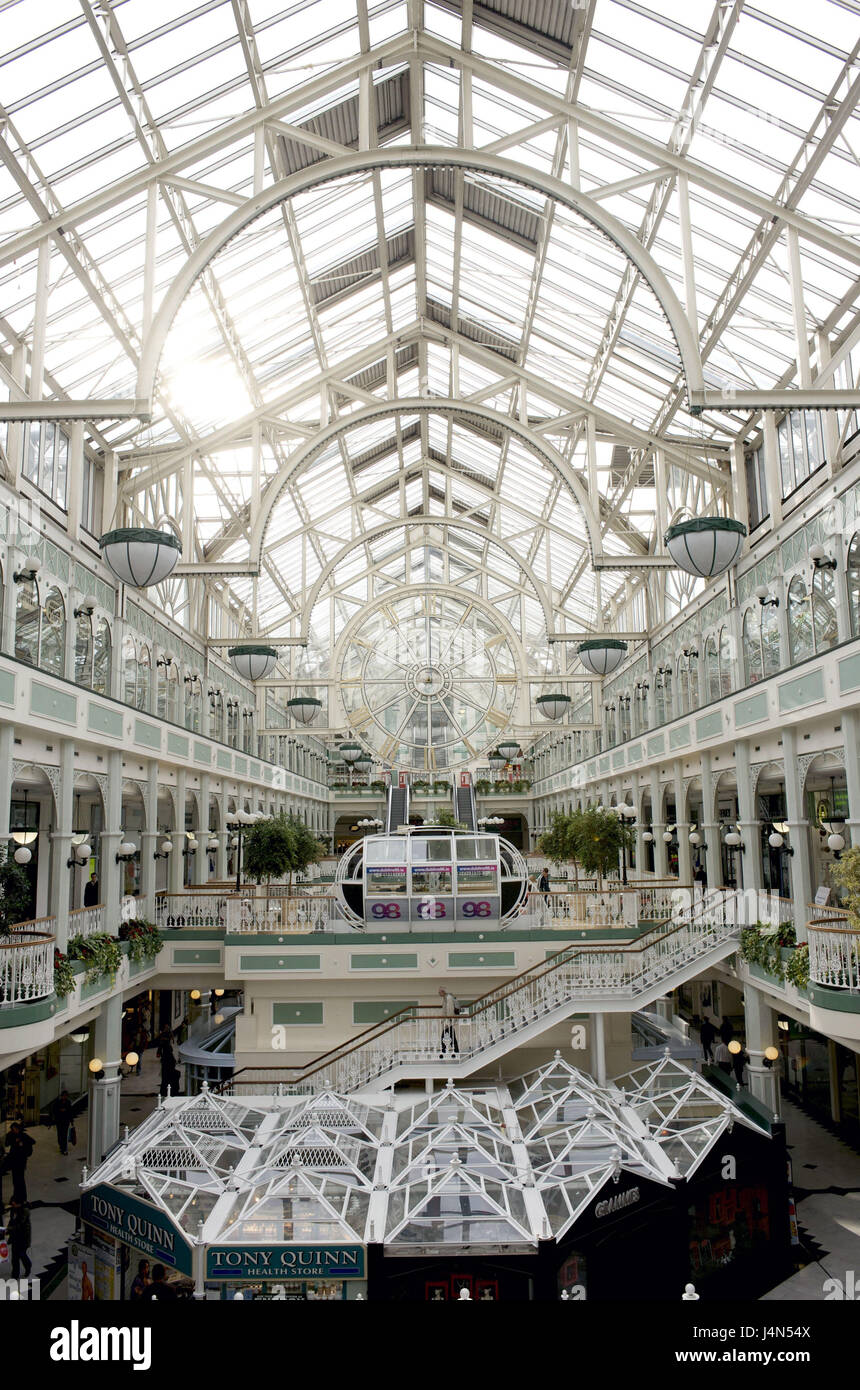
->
[617,802,636,886]
[229,811,255,891]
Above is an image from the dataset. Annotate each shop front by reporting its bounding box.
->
[80,1183,194,1299]
[205,1244,367,1300]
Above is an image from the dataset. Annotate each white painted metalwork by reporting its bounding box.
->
[0,926,56,1004]
[808,917,860,992]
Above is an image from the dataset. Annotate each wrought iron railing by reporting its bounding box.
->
[808,912,860,992]
[68,903,106,939]
[0,922,56,1004]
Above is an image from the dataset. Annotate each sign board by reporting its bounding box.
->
[67,1239,96,1301]
[206,1245,366,1281]
[92,1230,121,1301]
[81,1185,193,1275]
[814,886,831,905]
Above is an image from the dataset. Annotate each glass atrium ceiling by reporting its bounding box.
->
[1,0,858,640]
[83,1058,763,1250]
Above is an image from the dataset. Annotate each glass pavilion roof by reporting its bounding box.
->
[2,0,857,664]
[84,1057,764,1250]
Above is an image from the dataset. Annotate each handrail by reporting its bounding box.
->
[220,889,739,1093]
[69,902,106,914]
[8,915,56,932]
[0,928,56,947]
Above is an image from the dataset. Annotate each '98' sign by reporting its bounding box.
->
[371,902,402,918]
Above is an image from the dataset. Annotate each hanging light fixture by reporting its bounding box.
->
[497,739,521,762]
[228,645,278,681]
[353,753,373,774]
[99,528,182,587]
[287,696,322,725]
[488,749,506,771]
[535,693,570,721]
[339,742,364,765]
[664,517,746,578]
[576,639,628,676]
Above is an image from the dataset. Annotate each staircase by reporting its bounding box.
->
[454,781,477,830]
[386,782,409,832]
[222,891,742,1096]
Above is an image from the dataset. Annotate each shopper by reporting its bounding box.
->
[6,1197,32,1280]
[538,867,551,907]
[714,1040,732,1076]
[142,1263,178,1300]
[157,1035,181,1097]
[129,1258,151,1300]
[439,987,460,1056]
[4,1122,35,1202]
[53,1090,74,1156]
[83,872,99,907]
[699,1017,716,1063]
[732,1045,748,1088]
[719,1015,734,1046]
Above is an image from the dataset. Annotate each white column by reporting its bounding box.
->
[99,750,123,924]
[782,726,813,940]
[841,709,860,849]
[743,983,780,1118]
[87,994,123,1164]
[649,769,668,876]
[50,740,75,953]
[698,750,722,889]
[66,421,84,545]
[170,771,187,893]
[674,761,692,883]
[139,760,159,920]
[761,412,783,530]
[195,774,210,885]
[735,741,763,892]
[591,1012,607,1086]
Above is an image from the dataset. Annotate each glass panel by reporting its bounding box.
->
[787,577,813,663]
[742,611,763,685]
[74,612,93,687]
[15,579,40,665]
[848,534,860,638]
[812,568,837,652]
[93,619,111,696]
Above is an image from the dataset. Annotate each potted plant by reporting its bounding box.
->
[475,779,492,795]
[53,948,76,999]
[0,846,32,937]
[67,932,123,985]
[118,918,164,963]
[243,812,322,891]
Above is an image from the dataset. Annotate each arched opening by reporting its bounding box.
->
[40,587,66,677]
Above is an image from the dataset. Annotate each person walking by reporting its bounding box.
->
[699,1017,716,1064]
[157,1033,181,1097]
[6,1198,32,1281]
[4,1123,35,1202]
[713,1040,732,1076]
[719,1015,734,1046]
[439,987,460,1056]
[83,872,99,907]
[732,1045,748,1088]
[142,1263,178,1300]
[129,1258,151,1301]
[538,867,551,908]
[53,1090,74,1156]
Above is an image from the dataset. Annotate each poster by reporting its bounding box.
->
[67,1239,96,1301]
[92,1230,121,1300]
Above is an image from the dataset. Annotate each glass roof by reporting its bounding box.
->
[83,1058,763,1250]
[1,0,856,732]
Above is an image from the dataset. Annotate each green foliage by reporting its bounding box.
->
[475,779,492,795]
[541,807,633,887]
[0,845,33,936]
[739,921,805,990]
[830,846,860,928]
[118,918,164,963]
[432,781,450,795]
[538,811,579,867]
[67,931,123,984]
[369,780,387,793]
[242,812,323,886]
[428,808,466,829]
[53,948,76,999]
[784,943,809,991]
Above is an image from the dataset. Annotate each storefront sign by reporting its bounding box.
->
[206,1245,366,1281]
[594,1187,640,1219]
[81,1186,193,1275]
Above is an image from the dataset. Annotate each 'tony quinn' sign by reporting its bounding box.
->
[81,1186,193,1275]
[207,1245,366,1281]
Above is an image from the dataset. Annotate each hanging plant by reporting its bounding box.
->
[475,779,492,795]
[784,944,809,991]
[67,932,123,985]
[118,919,164,963]
[739,924,782,977]
[53,948,76,1000]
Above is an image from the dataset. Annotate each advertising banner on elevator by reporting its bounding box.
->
[81,1184,193,1275]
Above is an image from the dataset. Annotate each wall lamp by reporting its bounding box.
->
[768,827,794,855]
[754,585,779,608]
[809,543,837,571]
[115,840,138,864]
[682,647,698,659]
[156,656,173,669]
[183,835,198,857]
[13,555,40,583]
[724,829,745,852]
[153,838,173,860]
[67,839,92,868]
[73,598,96,618]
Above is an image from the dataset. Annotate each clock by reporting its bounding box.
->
[337,589,519,771]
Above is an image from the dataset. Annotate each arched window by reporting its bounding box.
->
[761,601,780,677]
[137,645,151,711]
[93,618,111,696]
[210,688,225,742]
[167,662,180,723]
[848,533,860,637]
[662,665,673,720]
[743,609,763,685]
[15,577,40,665]
[40,588,66,676]
[242,707,254,754]
[676,656,689,714]
[787,575,813,663]
[619,694,631,742]
[227,699,240,748]
[719,627,734,697]
[812,566,838,652]
[705,636,720,702]
[74,610,93,687]
[122,636,138,707]
[156,656,169,719]
[185,671,201,733]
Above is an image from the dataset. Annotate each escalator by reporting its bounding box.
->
[455,781,477,831]
[386,783,410,832]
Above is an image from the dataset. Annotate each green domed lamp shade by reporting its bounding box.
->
[339,741,364,765]
[99,527,182,587]
[664,517,747,578]
[535,693,571,721]
[287,695,322,725]
[353,753,373,774]
[577,639,627,676]
[228,645,278,681]
[488,749,506,771]
[497,739,521,761]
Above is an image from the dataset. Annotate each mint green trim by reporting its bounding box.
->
[808,984,860,1013]
[577,639,627,652]
[217,750,232,770]
[669,723,690,749]
[353,1000,417,1025]
[273,1002,324,1025]
[664,517,746,541]
[239,954,321,970]
[228,644,278,658]
[696,710,723,740]
[99,527,182,550]
[0,670,15,707]
[172,948,222,964]
[194,741,211,764]
[447,951,516,967]
[134,718,161,749]
[89,702,123,737]
[350,953,418,970]
[31,681,77,724]
[167,731,189,756]
[734,691,769,727]
[0,996,57,1028]
[778,669,825,713]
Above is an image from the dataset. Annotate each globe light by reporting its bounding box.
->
[190,989,201,1000]
[228,645,278,681]
[88,1057,103,1073]
[160,839,173,855]
[765,1046,780,1062]
[768,832,784,849]
[125,1051,139,1068]
[577,639,627,676]
[689,831,701,846]
[727,1040,742,1055]
[642,831,654,843]
[214,988,225,997]
[662,830,673,843]
[724,830,741,847]
[99,527,182,587]
[664,517,746,578]
[535,693,570,721]
[13,846,31,865]
[70,1028,90,1044]
[828,832,845,853]
[75,841,92,862]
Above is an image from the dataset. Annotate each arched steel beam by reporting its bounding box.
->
[299,518,556,642]
[248,398,602,564]
[137,146,705,409]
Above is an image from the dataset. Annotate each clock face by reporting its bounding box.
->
[338,590,519,771]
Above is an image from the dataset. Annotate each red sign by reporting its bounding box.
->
[399,771,407,788]
[460,771,471,787]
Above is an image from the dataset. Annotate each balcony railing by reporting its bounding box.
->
[68,903,106,940]
[154,891,342,933]
[516,884,693,929]
[808,912,860,992]
[0,922,56,1004]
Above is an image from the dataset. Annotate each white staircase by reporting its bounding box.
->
[223,891,742,1095]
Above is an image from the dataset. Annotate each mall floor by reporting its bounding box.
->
[3,1049,859,1300]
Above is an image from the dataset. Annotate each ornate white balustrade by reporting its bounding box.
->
[68,903,106,940]
[225,894,340,933]
[520,884,692,928]
[155,893,231,931]
[808,915,860,992]
[0,924,56,1004]
[222,892,741,1096]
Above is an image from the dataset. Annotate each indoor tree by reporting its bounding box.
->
[242,812,323,890]
[567,807,634,890]
[0,845,32,935]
